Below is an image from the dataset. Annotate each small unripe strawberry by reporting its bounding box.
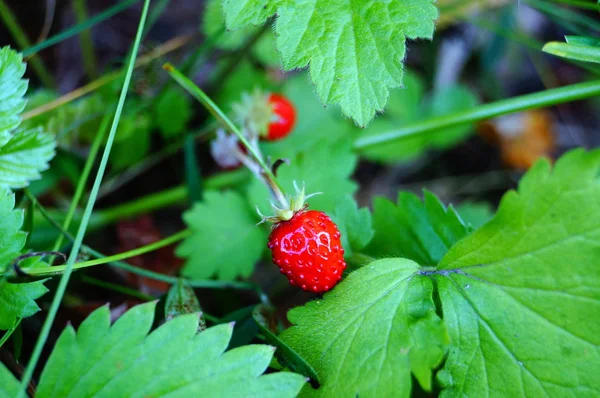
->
[267,210,346,293]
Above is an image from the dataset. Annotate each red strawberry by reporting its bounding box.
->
[267,210,346,293]
[264,93,296,141]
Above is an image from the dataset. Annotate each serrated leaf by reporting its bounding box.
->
[456,201,494,230]
[365,190,468,266]
[223,1,438,125]
[204,0,258,50]
[0,47,27,147]
[0,127,56,189]
[0,302,305,397]
[0,189,48,330]
[155,89,193,138]
[177,190,266,280]
[434,149,600,396]
[250,139,358,217]
[281,258,448,396]
[165,279,206,331]
[330,195,373,257]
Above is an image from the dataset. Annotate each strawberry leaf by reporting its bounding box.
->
[281,258,448,396]
[0,127,56,189]
[434,149,600,396]
[330,195,374,257]
[0,302,306,396]
[0,189,48,330]
[177,190,266,280]
[155,89,192,138]
[165,279,206,332]
[456,201,495,230]
[221,0,438,126]
[0,46,27,147]
[364,190,468,266]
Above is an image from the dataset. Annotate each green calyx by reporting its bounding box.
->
[257,181,321,224]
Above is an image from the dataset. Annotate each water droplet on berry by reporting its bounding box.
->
[299,273,305,279]
[301,284,307,290]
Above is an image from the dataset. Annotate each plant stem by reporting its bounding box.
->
[18,0,151,393]
[162,64,288,205]
[0,319,21,349]
[0,0,56,88]
[73,0,98,79]
[354,79,600,150]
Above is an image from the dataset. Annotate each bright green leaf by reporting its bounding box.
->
[0,127,56,189]
[0,46,27,147]
[0,365,20,397]
[250,139,358,217]
[565,35,600,46]
[165,279,206,332]
[111,112,152,169]
[155,89,193,138]
[17,302,305,397]
[222,1,438,126]
[365,190,468,266]
[178,190,266,280]
[330,195,373,257]
[543,41,600,63]
[434,149,600,396]
[204,0,257,50]
[281,258,448,396]
[0,189,48,330]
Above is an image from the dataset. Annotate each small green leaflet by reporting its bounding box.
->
[0,302,306,397]
[165,279,206,332]
[330,195,374,257]
[281,259,448,397]
[221,0,438,126]
[250,139,358,217]
[204,0,258,50]
[0,127,56,189]
[0,46,27,147]
[177,190,266,280]
[434,150,600,396]
[364,190,468,266]
[0,189,48,330]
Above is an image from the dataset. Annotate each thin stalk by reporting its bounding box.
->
[163,64,288,204]
[73,0,98,79]
[22,33,194,121]
[0,0,55,88]
[52,111,112,255]
[0,319,21,349]
[18,0,151,393]
[23,0,140,57]
[354,79,600,150]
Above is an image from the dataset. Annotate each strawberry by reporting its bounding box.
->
[267,210,346,293]
[264,93,296,141]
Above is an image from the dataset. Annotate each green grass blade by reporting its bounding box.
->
[73,0,99,79]
[354,79,600,150]
[17,0,152,394]
[22,0,140,57]
[543,41,600,63]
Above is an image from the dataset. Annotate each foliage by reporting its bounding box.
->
[0,189,48,330]
[0,303,306,397]
[0,46,27,147]
[177,190,266,280]
[221,0,438,126]
[543,35,600,63]
[330,195,374,257]
[154,88,193,138]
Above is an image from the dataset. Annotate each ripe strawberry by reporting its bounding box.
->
[267,210,346,293]
[264,93,296,141]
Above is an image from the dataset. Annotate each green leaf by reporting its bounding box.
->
[0,365,20,397]
[155,88,193,138]
[253,305,321,383]
[0,189,48,330]
[434,149,600,396]
[250,139,358,217]
[3,302,304,397]
[165,279,206,332]
[281,258,448,396]
[0,127,56,189]
[111,112,152,169]
[361,81,479,163]
[543,41,600,63]
[330,195,373,257]
[204,0,258,50]
[222,1,438,126]
[365,190,468,266]
[178,190,266,280]
[565,35,600,46]
[0,47,27,147]
[456,201,494,230]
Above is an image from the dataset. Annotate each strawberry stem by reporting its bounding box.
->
[162,63,288,206]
